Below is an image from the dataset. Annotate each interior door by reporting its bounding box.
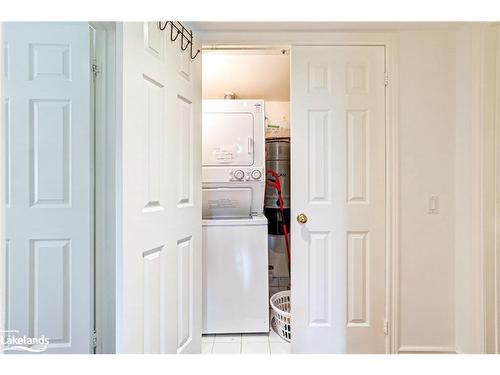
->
[4,22,92,353]
[117,22,202,354]
[291,45,386,353]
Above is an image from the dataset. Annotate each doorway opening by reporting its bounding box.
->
[200,42,390,354]
[202,46,291,297]
[201,46,292,354]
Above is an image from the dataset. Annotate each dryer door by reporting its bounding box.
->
[202,112,254,166]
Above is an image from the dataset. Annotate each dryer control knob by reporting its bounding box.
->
[251,169,262,180]
[233,169,245,180]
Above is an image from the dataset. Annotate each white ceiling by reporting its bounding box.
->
[202,52,290,101]
[192,22,465,32]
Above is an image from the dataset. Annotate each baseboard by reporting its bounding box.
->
[398,346,458,354]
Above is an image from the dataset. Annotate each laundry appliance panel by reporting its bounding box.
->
[202,112,255,166]
[202,215,269,334]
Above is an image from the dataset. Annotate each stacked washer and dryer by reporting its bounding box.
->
[202,99,269,334]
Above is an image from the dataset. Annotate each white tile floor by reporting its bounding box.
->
[202,330,291,354]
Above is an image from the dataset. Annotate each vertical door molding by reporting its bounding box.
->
[485,22,500,354]
[383,36,400,356]
[89,22,117,354]
[0,21,5,354]
[455,23,497,354]
[496,23,500,354]
[476,23,498,354]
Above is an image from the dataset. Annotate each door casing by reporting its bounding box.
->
[0,22,5,354]
[89,22,117,354]
[199,30,399,353]
[495,24,500,354]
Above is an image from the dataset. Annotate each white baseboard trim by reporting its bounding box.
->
[398,346,458,354]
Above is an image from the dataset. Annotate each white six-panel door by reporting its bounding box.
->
[118,22,202,354]
[291,45,386,353]
[4,22,92,353]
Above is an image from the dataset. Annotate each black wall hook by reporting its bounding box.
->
[170,22,181,42]
[191,48,201,59]
[157,21,200,60]
[181,35,190,51]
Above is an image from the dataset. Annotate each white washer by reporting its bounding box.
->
[202,215,269,334]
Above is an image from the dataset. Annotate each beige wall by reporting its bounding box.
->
[202,52,290,101]
[398,24,498,354]
[454,25,481,354]
[397,28,457,353]
[481,25,499,355]
[265,101,290,139]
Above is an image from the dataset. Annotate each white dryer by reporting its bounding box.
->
[202,99,269,334]
[202,99,266,215]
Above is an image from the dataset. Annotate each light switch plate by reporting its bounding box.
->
[428,195,439,214]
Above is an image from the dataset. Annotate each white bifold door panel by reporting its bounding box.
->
[291,46,386,353]
[117,22,202,353]
[4,23,92,353]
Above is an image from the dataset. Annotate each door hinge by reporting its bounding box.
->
[91,330,98,349]
[384,74,389,87]
[92,63,100,78]
[383,320,389,336]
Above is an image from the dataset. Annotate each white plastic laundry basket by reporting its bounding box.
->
[270,290,291,342]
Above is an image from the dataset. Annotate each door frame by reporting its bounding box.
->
[0,22,5,354]
[495,24,500,354]
[89,22,117,354]
[199,30,399,353]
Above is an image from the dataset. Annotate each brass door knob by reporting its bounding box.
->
[297,213,308,224]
